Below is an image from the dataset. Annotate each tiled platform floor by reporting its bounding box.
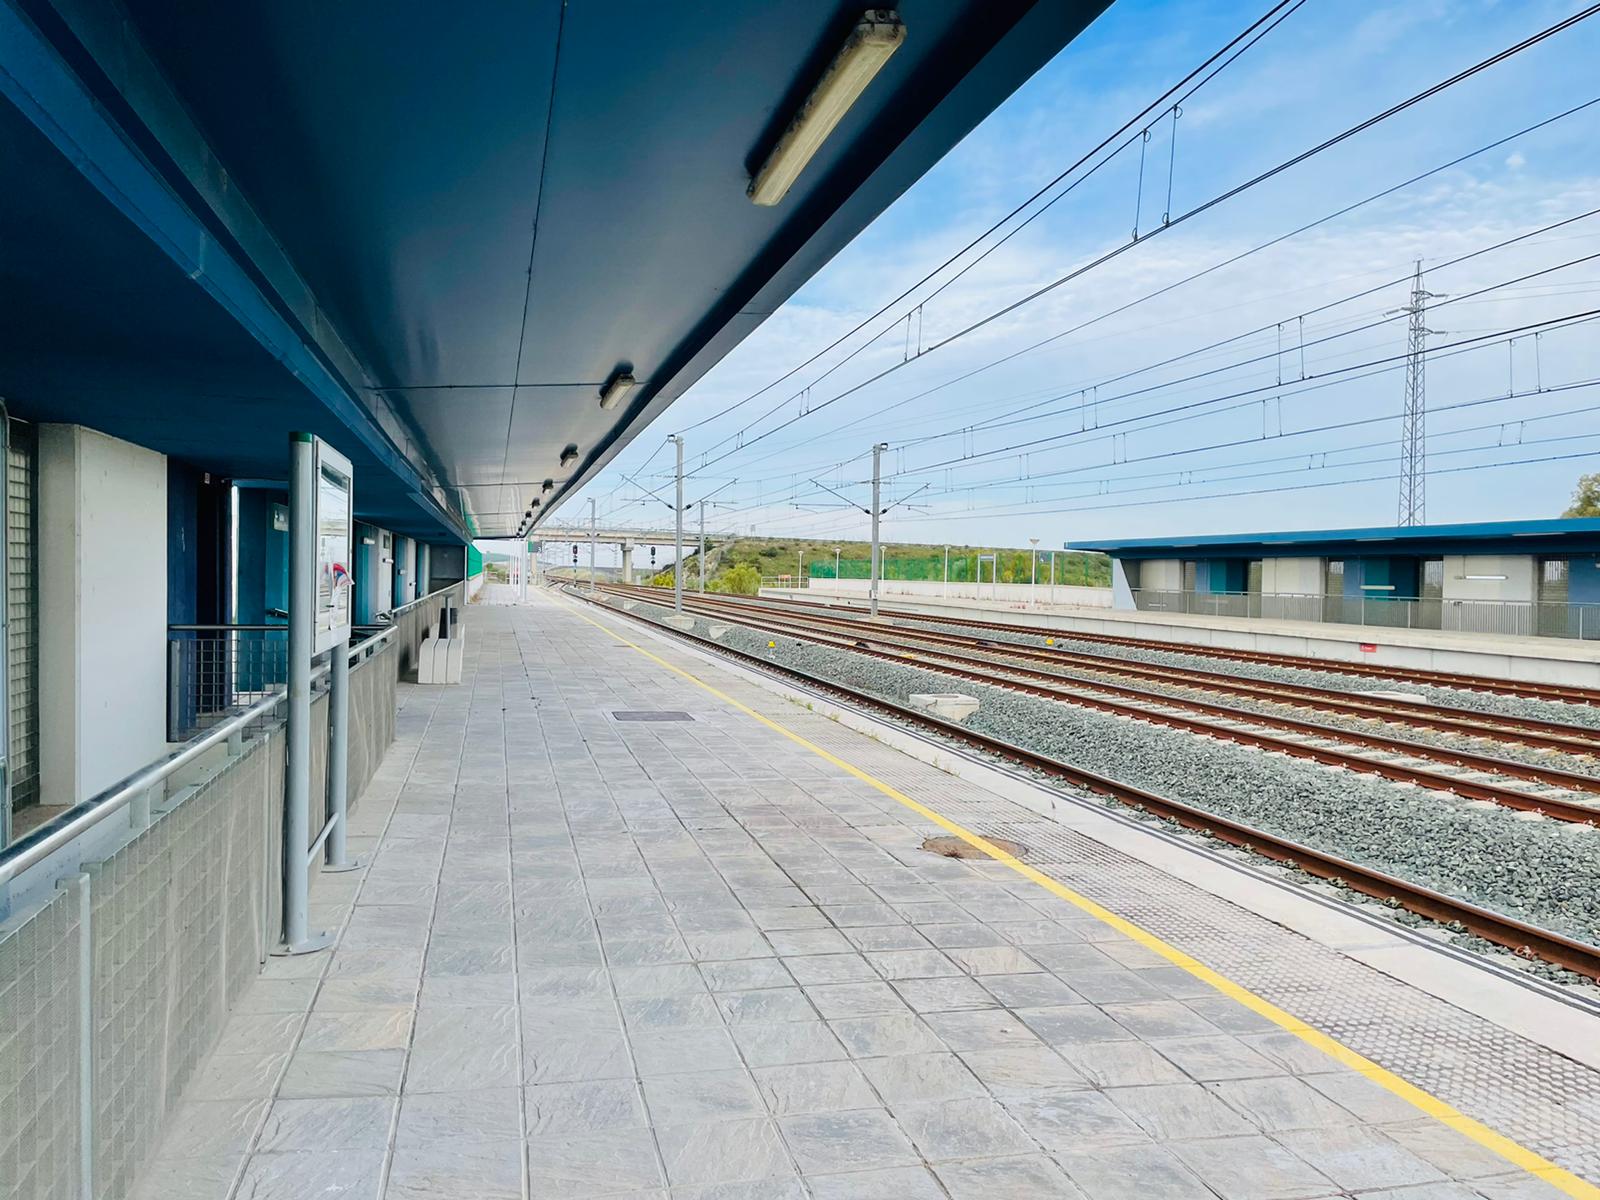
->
[131,595,1584,1199]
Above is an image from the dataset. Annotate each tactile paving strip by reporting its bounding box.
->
[783,707,1600,1183]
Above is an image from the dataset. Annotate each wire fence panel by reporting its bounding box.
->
[1128,589,1600,640]
[166,630,289,742]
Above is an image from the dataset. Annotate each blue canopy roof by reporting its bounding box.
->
[1067,518,1600,559]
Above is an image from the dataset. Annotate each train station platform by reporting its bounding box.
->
[131,594,1600,1199]
[773,584,1600,690]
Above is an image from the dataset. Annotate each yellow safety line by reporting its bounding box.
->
[567,603,1599,1198]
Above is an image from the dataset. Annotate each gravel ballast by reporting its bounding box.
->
[601,596,1600,953]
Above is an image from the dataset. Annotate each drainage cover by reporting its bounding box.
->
[921,834,1026,860]
[612,711,694,722]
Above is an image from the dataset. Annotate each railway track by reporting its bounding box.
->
[700,587,1600,706]
[600,585,1600,824]
[621,587,1600,756]
[569,586,1600,982]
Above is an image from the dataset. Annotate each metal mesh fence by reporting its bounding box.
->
[0,888,81,1200]
[166,630,289,741]
[89,741,270,1200]
[811,550,1108,585]
[0,621,406,1200]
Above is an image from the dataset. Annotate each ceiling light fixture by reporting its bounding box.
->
[598,369,637,411]
[560,444,579,467]
[747,10,905,207]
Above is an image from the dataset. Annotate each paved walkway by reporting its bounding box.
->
[132,594,1577,1199]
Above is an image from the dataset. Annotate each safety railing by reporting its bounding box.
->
[1127,588,1600,640]
[0,629,402,1200]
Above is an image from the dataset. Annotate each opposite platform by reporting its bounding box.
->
[131,593,1600,1199]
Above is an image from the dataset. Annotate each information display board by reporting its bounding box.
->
[314,439,354,653]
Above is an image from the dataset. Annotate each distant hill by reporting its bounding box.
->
[647,536,1108,589]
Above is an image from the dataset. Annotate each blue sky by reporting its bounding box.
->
[566,0,1600,557]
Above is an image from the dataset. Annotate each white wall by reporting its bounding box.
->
[39,425,169,805]
[1137,559,1183,592]
[1261,557,1324,596]
[1441,555,1537,604]
[802,577,1111,608]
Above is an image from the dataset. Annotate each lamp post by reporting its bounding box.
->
[943,545,949,599]
[798,549,805,591]
[1029,538,1039,608]
[833,546,841,589]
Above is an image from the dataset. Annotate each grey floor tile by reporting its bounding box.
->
[782,954,877,985]
[300,1009,413,1054]
[153,1099,267,1161]
[524,1027,633,1083]
[828,1013,944,1058]
[1105,999,1223,1040]
[701,959,795,991]
[127,1155,240,1200]
[184,1053,288,1102]
[978,972,1082,1009]
[1015,1004,1131,1045]
[622,994,724,1030]
[1277,1126,1448,1191]
[1210,1075,1365,1133]
[1054,1038,1185,1088]
[922,1008,1040,1052]
[396,1088,522,1144]
[257,1096,393,1152]
[731,1021,848,1067]
[893,1096,1036,1161]
[525,1078,647,1135]
[857,1052,986,1105]
[778,1108,918,1174]
[1170,1135,1338,1200]
[891,975,997,1013]
[806,1165,944,1199]
[934,1154,1086,1199]
[1057,1142,1219,1200]
[1107,1081,1257,1140]
[407,1005,518,1092]
[1002,1089,1148,1151]
[387,1138,523,1200]
[237,1149,385,1200]
[804,981,908,1019]
[959,1045,1089,1095]
[643,1069,765,1124]
[716,987,818,1024]
[1150,1033,1282,1082]
[656,1117,791,1188]
[754,1060,878,1115]
[279,1049,406,1099]
[632,1025,744,1076]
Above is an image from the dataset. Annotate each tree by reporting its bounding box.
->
[711,563,761,595]
[1563,473,1600,518]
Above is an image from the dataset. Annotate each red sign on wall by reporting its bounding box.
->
[1358,642,1378,653]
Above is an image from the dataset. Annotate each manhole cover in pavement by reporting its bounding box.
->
[612,711,695,722]
[921,834,1026,860]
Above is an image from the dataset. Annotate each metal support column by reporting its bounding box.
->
[672,435,684,613]
[588,498,597,593]
[699,507,707,593]
[325,640,360,872]
[870,442,886,617]
[280,433,332,954]
[62,871,92,1200]
[417,543,431,598]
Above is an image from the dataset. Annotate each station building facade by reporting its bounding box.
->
[1068,518,1600,639]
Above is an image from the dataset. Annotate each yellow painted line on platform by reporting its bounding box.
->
[566,600,1599,1198]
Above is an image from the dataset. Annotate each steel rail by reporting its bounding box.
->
[632,586,1600,754]
[736,588,1600,705]
[613,587,1600,822]
[571,587,1600,981]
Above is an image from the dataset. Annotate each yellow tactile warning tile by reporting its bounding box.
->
[569,602,1600,1200]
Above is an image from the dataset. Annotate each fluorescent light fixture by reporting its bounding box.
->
[1463,573,1507,581]
[598,370,637,411]
[748,10,906,206]
[1359,584,1396,591]
[560,444,579,467]
[542,479,554,493]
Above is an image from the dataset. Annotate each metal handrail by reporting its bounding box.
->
[387,582,462,619]
[0,690,285,889]
[17,623,405,888]
[169,623,287,633]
